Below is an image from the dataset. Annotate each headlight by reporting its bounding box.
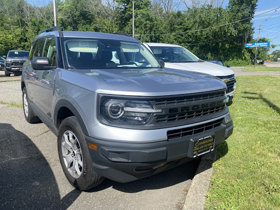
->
[99,97,162,127]
[105,100,125,119]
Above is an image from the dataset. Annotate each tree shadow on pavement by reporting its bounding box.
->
[0,123,81,209]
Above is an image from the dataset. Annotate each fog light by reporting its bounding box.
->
[224,113,232,124]
[224,97,229,104]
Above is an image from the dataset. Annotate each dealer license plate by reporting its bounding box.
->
[193,136,214,157]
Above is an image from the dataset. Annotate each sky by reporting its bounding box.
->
[27,0,280,53]
[252,0,280,52]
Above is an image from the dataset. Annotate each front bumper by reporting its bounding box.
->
[85,118,233,183]
[5,66,23,72]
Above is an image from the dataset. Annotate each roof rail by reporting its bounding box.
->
[113,32,131,37]
[42,26,62,33]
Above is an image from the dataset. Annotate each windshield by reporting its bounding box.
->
[63,38,160,69]
[0,57,4,61]
[8,51,29,58]
[149,46,199,63]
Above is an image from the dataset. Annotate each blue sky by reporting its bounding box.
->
[252,0,280,52]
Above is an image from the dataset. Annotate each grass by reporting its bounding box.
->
[243,65,280,72]
[205,75,280,209]
[0,101,22,108]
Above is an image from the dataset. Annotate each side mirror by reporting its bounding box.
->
[32,57,55,70]
[158,59,165,68]
[3,55,6,59]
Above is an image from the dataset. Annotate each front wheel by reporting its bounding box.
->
[4,69,10,76]
[58,116,104,190]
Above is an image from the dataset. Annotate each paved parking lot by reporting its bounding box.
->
[0,71,198,209]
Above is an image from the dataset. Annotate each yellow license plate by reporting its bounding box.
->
[193,136,214,157]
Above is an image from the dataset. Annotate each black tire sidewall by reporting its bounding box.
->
[22,88,29,121]
[4,69,10,76]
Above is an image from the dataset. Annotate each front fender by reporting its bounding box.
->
[54,99,89,136]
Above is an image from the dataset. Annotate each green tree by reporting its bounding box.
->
[226,0,257,61]
[115,0,153,34]
[58,0,96,31]
[271,50,280,62]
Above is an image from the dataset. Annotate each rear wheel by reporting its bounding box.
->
[22,87,41,123]
[58,116,104,190]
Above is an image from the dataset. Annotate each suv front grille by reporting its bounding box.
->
[217,75,236,93]
[153,90,224,106]
[153,90,225,124]
[155,106,225,123]
[225,79,235,93]
[167,118,223,140]
[148,90,227,128]
[11,61,24,66]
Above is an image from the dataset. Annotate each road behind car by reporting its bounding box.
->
[0,71,198,209]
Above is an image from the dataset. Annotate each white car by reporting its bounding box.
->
[144,43,236,105]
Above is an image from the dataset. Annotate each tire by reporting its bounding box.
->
[22,87,41,123]
[4,69,10,76]
[58,116,104,190]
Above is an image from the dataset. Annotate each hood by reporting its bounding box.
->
[61,68,226,97]
[164,61,234,77]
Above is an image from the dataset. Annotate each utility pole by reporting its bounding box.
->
[254,25,262,67]
[132,0,135,37]
[53,0,57,26]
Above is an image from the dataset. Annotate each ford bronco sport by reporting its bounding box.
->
[22,27,233,190]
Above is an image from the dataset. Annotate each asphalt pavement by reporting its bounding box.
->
[0,71,199,210]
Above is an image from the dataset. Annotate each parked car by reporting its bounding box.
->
[0,56,5,71]
[22,27,233,190]
[144,43,236,105]
[4,50,29,76]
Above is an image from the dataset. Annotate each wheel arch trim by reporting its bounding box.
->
[54,99,89,136]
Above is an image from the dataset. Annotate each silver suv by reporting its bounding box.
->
[22,27,233,190]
